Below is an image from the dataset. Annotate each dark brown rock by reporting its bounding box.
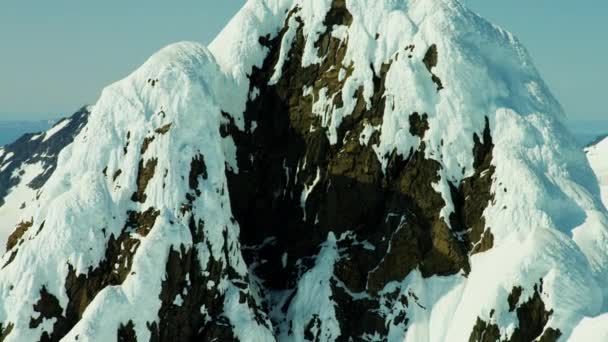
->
[470,281,561,342]
[6,219,33,251]
[508,286,523,312]
[0,322,14,342]
[189,154,208,194]
[155,124,172,135]
[131,158,158,203]
[469,317,502,342]
[29,287,69,342]
[117,321,137,342]
[423,44,439,70]
[222,1,491,339]
[112,169,123,182]
[423,44,444,91]
[141,136,155,154]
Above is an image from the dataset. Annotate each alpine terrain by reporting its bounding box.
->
[1,0,608,341]
[0,107,90,250]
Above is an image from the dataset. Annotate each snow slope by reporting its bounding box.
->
[0,0,607,341]
[0,42,272,342]
[586,136,608,208]
[0,161,44,250]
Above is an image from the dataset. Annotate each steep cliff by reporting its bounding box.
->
[1,1,608,341]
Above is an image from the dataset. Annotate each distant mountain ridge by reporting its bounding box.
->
[0,120,55,146]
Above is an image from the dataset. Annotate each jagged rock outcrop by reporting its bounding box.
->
[1,0,608,341]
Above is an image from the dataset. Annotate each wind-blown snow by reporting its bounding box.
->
[0,0,607,340]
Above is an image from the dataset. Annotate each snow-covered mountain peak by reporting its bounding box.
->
[1,1,608,341]
[213,0,566,182]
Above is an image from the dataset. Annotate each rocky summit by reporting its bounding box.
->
[1,1,608,341]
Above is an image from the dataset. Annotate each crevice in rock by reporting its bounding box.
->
[450,117,496,254]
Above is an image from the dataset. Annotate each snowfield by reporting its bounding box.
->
[0,0,608,341]
[586,136,608,209]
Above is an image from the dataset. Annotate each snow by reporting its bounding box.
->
[568,314,608,341]
[359,123,379,146]
[586,137,608,208]
[0,0,607,340]
[42,118,71,142]
[0,161,12,172]
[300,167,321,221]
[269,13,299,85]
[0,161,44,251]
[0,42,272,341]
[278,233,341,340]
[173,294,184,307]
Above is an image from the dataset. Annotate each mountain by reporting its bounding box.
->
[586,136,608,209]
[0,120,55,146]
[0,107,90,250]
[1,0,608,341]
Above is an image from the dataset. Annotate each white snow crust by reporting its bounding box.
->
[0,0,607,341]
[586,137,608,208]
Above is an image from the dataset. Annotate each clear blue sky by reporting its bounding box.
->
[0,1,606,123]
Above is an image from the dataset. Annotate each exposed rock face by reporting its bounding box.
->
[223,1,541,340]
[0,0,605,341]
[469,282,562,342]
